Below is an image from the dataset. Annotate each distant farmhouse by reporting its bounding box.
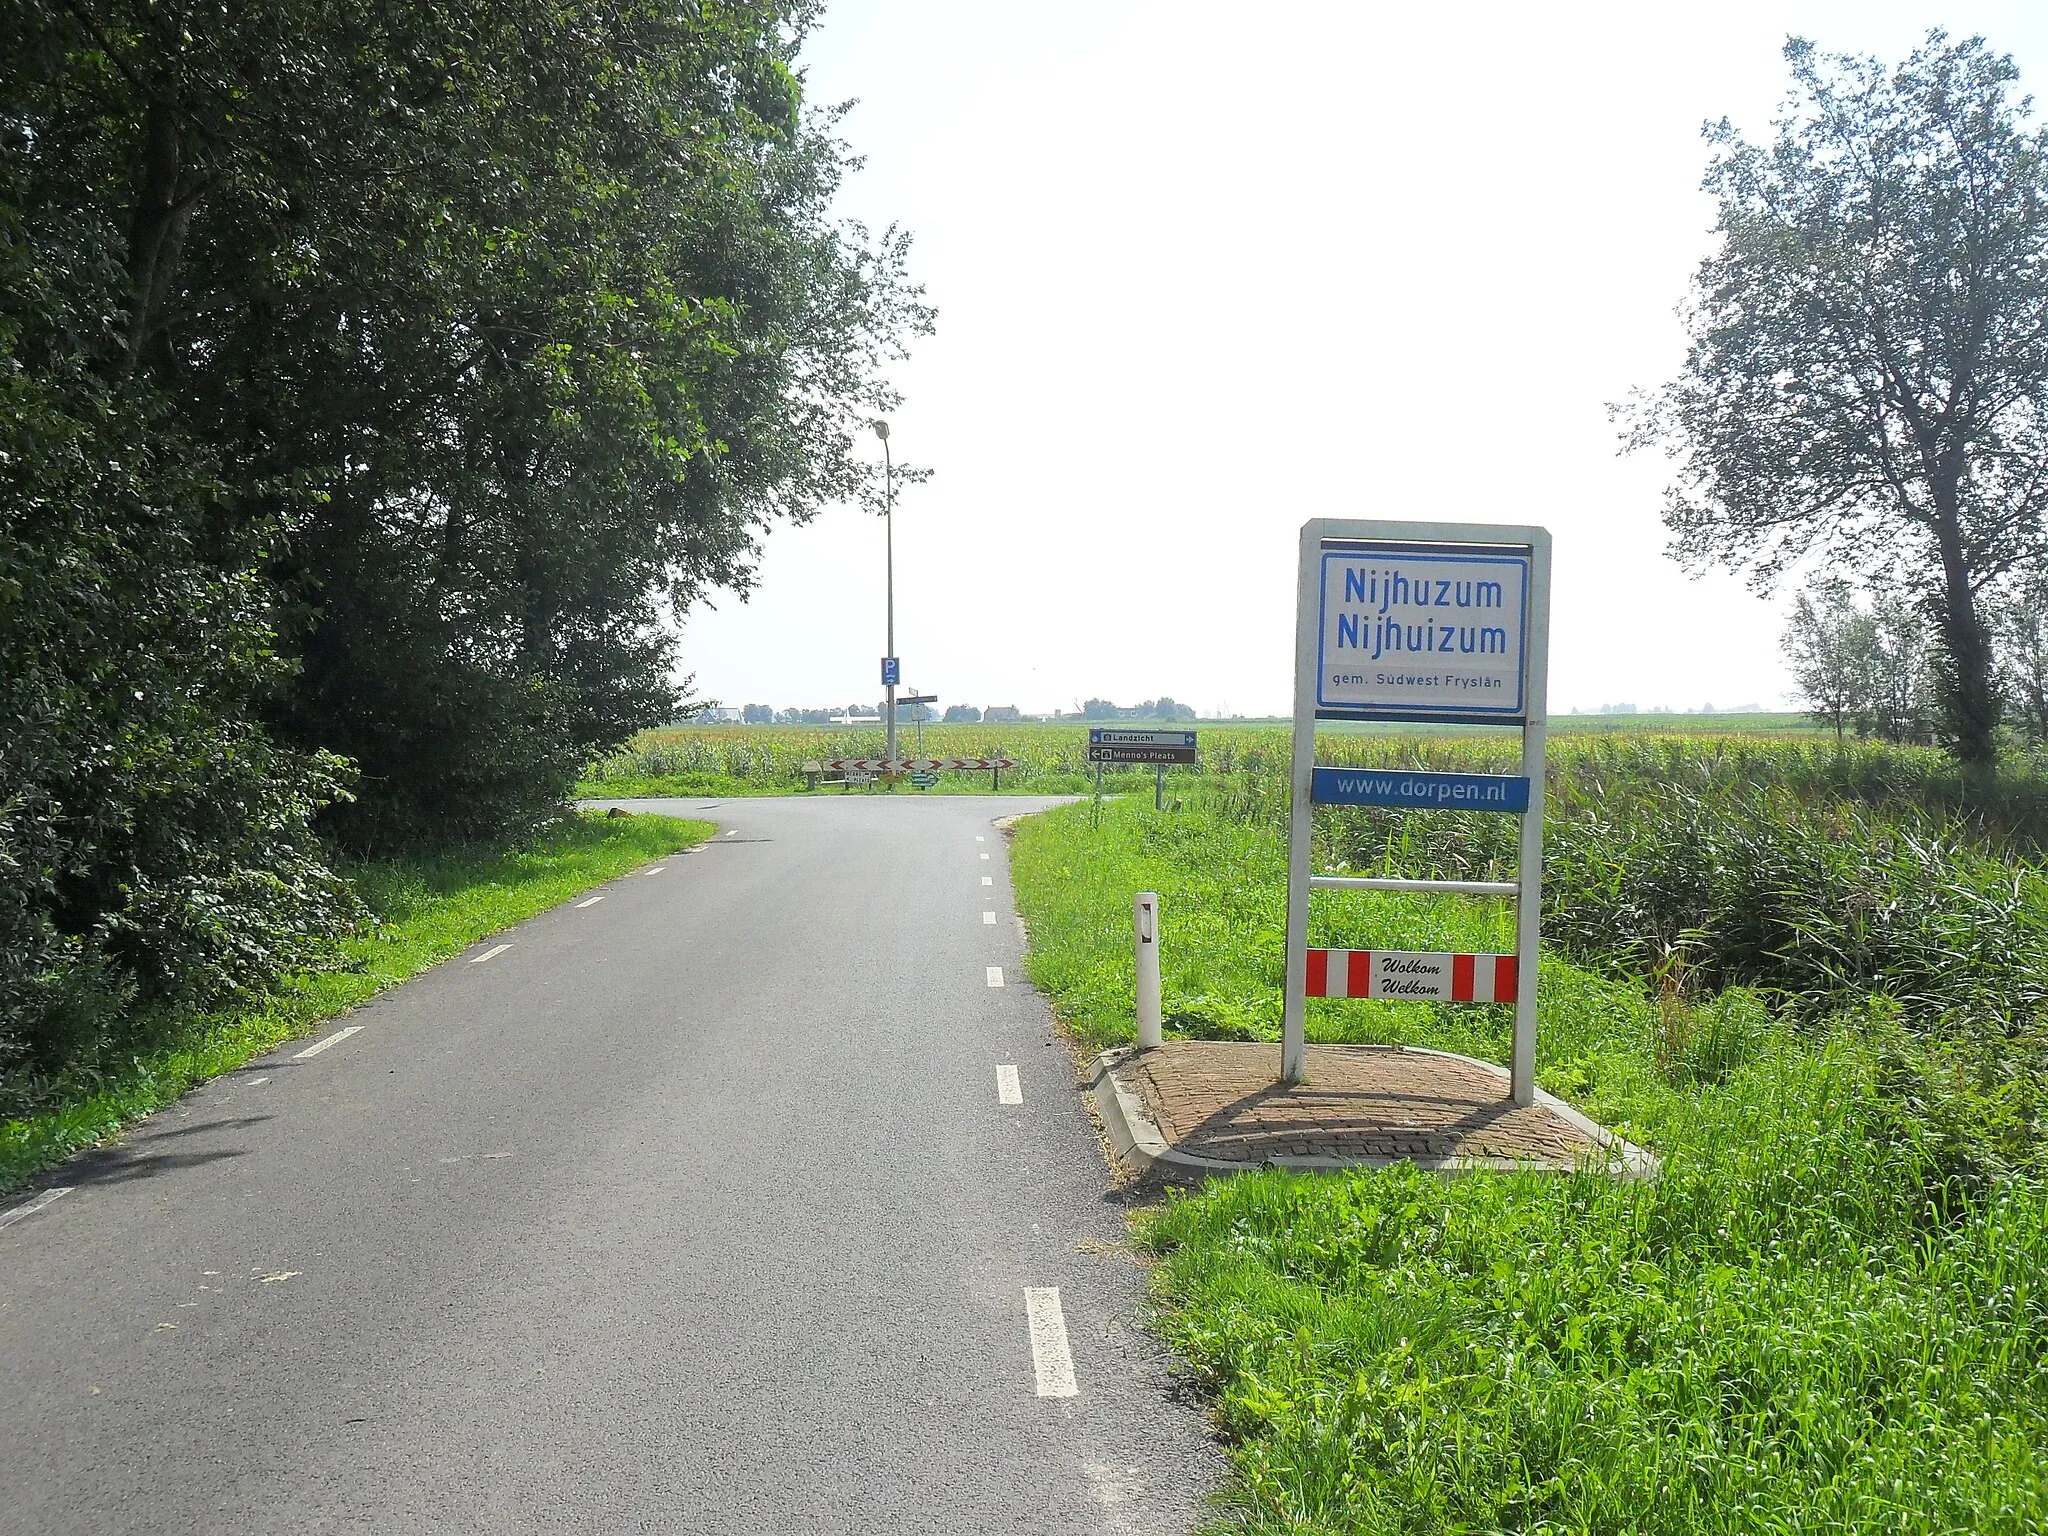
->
[984,705,1023,722]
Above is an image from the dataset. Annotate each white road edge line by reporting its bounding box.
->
[975,835,985,842]
[0,1186,72,1232]
[996,1064,1022,1105]
[1024,1287,1078,1398]
[980,852,989,860]
[725,830,738,837]
[471,944,511,963]
[986,966,1004,988]
[293,1025,362,1059]
[576,896,604,908]
[982,911,997,925]
[645,865,666,875]
[981,876,993,886]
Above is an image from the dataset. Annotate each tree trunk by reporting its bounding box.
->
[1930,494,1999,785]
[120,100,195,378]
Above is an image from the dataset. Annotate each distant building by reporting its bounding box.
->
[701,705,742,723]
[984,705,1022,722]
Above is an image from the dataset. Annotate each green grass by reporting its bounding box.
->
[0,811,712,1196]
[1006,791,2048,1533]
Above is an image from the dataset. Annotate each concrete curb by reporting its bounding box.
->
[1088,1044,1660,1184]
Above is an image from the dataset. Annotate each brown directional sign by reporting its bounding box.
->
[1085,728,1198,766]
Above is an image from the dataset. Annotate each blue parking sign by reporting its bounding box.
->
[881,656,900,686]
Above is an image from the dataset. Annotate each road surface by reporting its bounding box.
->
[0,795,1220,1534]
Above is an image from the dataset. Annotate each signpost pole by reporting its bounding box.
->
[1511,533,1553,1107]
[875,421,897,767]
[1155,763,1164,811]
[1281,521,1320,1085]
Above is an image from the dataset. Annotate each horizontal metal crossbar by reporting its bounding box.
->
[1309,875,1520,896]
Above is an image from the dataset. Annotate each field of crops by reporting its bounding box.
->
[1002,734,2048,1534]
[579,715,1824,800]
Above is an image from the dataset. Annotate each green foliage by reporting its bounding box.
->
[1142,1133,2048,1534]
[1621,32,2048,775]
[4,1,921,1088]
[5,0,929,852]
[0,175,356,1103]
[1005,745,2048,1531]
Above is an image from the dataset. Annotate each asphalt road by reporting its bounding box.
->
[0,795,1221,1534]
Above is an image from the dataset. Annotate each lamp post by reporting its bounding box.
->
[875,419,896,765]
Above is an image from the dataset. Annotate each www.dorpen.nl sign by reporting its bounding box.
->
[1310,766,1530,813]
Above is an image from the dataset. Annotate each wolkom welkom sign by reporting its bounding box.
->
[1282,521,1551,1106]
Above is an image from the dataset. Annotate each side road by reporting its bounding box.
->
[0,795,1220,1535]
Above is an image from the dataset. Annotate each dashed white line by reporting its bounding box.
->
[725,830,739,837]
[644,865,666,875]
[471,944,511,963]
[986,966,1004,988]
[1024,1287,1078,1397]
[975,835,985,842]
[0,1187,72,1232]
[576,896,604,909]
[294,1025,362,1059]
[996,1065,1022,1105]
[983,911,997,925]
[980,852,990,861]
[981,876,993,886]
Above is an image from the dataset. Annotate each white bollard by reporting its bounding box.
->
[1134,892,1162,1049]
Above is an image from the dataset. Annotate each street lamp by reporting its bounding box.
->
[874,419,897,765]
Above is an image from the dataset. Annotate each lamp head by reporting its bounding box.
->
[872,419,891,442]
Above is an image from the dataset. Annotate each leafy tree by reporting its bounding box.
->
[1856,583,1939,745]
[0,176,354,1099]
[742,705,776,725]
[1783,579,1871,746]
[1622,32,2048,781]
[1,0,927,1094]
[942,704,981,723]
[8,0,931,848]
[1081,698,1119,720]
[1992,570,2048,746]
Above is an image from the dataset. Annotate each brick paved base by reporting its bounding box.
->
[1117,1041,1597,1171]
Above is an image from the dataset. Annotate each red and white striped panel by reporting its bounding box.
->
[1303,949,1519,1002]
[822,757,1020,772]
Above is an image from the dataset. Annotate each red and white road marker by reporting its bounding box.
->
[822,756,1019,772]
[1303,949,1518,1002]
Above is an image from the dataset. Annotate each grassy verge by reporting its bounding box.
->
[0,811,712,1197]
[1007,795,2048,1534]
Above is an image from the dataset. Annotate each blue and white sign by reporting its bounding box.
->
[1311,766,1530,813]
[1315,543,1530,721]
[1282,517,1552,1108]
[881,656,900,687]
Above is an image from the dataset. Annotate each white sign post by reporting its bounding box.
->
[1282,519,1551,1105]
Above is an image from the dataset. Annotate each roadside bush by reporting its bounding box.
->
[0,356,356,1116]
[1199,737,2048,1034]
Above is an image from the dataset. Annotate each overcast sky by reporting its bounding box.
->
[680,1,2048,718]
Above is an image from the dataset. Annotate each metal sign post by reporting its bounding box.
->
[899,692,936,756]
[1281,519,1551,1104]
